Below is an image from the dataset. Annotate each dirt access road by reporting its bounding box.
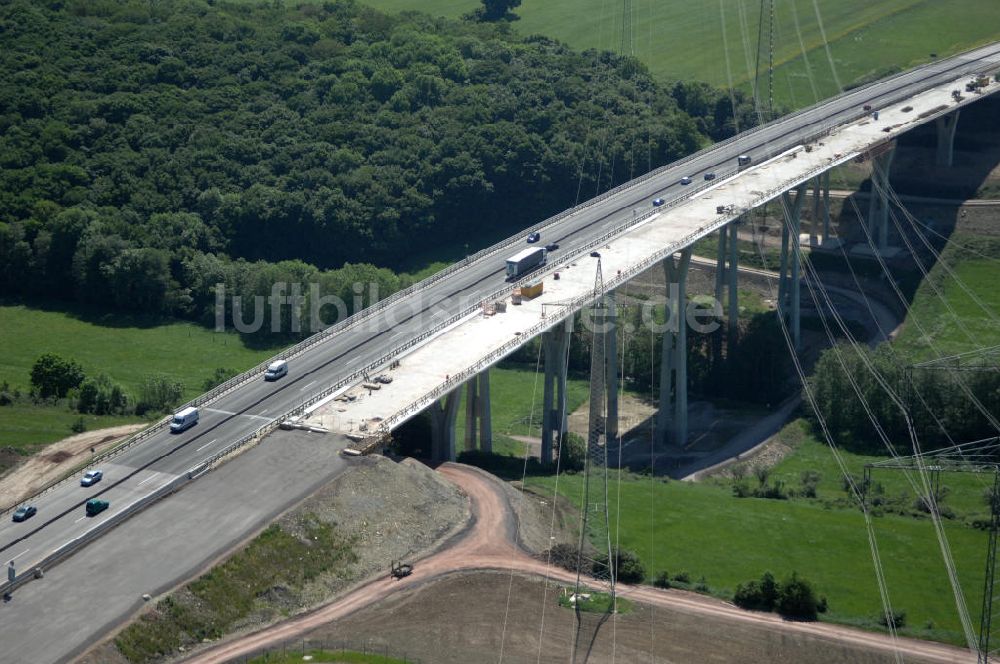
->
[188,462,972,663]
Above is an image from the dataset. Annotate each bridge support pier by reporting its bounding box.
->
[778,183,807,350]
[810,176,821,246]
[463,369,492,454]
[478,370,492,454]
[429,389,460,462]
[935,110,960,168]
[867,147,896,252]
[727,219,739,339]
[821,171,832,243]
[605,291,619,445]
[714,225,727,304]
[657,248,692,447]
[541,318,572,464]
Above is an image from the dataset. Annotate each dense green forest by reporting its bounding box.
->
[0,0,754,332]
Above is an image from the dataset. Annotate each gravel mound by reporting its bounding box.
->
[499,477,579,556]
[295,455,468,605]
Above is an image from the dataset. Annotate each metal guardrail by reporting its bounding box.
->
[6,41,984,521]
[0,147,938,597]
[0,50,993,601]
[1,472,188,596]
[0,415,172,517]
[372,146,865,433]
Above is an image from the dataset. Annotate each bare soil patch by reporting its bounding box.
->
[0,423,145,508]
[291,569,939,664]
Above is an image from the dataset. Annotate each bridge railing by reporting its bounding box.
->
[3,44,987,520]
[371,143,867,434]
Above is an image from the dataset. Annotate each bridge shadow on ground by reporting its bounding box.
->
[820,95,1000,310]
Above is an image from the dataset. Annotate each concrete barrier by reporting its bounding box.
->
[0,474,188,597]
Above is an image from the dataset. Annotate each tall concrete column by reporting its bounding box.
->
[464,377,478,452]
[790,211,802,352]
[822,171,832,243]
[429,389,460,461]
[867,147,896,252]
[657,248,692,447]
[778,220,789,310]
[541,318,572,464]
[935,110,960,168]
[714,225,728,304]
[478,369,492,454]
[605,291,619,444]
[779,184,807,350]
[810,176,821,246]
[727,219,739,338]
[657,258,676,444]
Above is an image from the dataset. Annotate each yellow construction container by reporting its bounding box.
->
[520,281,543,299]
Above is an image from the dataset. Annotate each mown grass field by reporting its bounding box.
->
[472,344,993,646]
[0,403,142,452]
[892,236,1000,359]
[0,302,281,446]
[0,303,280,396]
[361,0,1000,109]
[527,454,987,645]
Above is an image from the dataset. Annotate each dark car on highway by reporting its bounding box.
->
[12,505,36,522]
[526,232,541,243]
[704,172,716,181]
[652,198,664,206]
[545,242,559,252]
[86,499,109,517]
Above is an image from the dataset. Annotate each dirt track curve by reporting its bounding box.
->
[187,462,974,663]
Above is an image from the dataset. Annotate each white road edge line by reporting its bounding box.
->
[204,407,237,416]
[299,380,317,391]
[196,438,218,452]
[136,474,157,487]
[9,548,30,562]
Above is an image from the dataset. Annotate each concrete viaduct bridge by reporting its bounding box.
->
[304,44,1000,463]
[2,42,999,604]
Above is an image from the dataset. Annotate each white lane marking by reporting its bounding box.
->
[299,380,317,391]
[205,407,237,416]
[9,548,30,562]
[136,474,157,487]
[196,438,218,452]
[259,409,268,416]
[346,355,361,365]
[74,516,86,524]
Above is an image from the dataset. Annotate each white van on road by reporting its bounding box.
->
[264,359,288,381]
[170,406,199,433]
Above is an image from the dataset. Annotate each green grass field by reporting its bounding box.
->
[0,403,142,453]
[0,303,280,396]
[892,240,1000,359]
[361,0,1000,109]
[0,302,281,447]
[528,460,987,645]
[470,357,992,644]
[765,420,995,519]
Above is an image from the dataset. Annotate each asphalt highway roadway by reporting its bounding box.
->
[0,41,998,658]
